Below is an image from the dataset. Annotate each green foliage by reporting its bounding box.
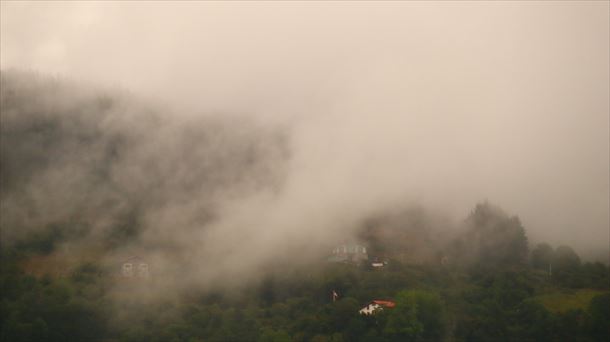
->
[2,244,609,342]
[384,290,445,341]
[534,289,607,314]
[456,270,548,341]
[0,270,106,342]
[531,243,554,270]
[259,328,291,342]
[580,262,610,289]
[384,292,423,340]
[553,245,583,287]
[529,243,608,289]
[1,200,608,341]
[555,246,581,270]
[454,202,529,271]
[587,293,610,341]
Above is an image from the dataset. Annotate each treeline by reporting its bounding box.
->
[1,249,608,341]
[1,203,609,341]
[530,243,608,289]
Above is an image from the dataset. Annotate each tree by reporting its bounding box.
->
[554,246,581,271]
[259,328,291,342]
[384,290,446,341]
[326,297,360,333]
[455,270,538,341]
[510,300,554,340]
[384,292,422,341]
[530,243,554,271]
[456,202,529,270]
[553,309,587,341]
[580,262,610,289]
[587,293,610,341]
[553,246,582,287]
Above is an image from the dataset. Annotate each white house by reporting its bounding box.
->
[327,243,369,264]
[121,256,149,278]
[359,300,396,315]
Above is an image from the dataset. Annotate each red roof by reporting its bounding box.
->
[372,300,396,308]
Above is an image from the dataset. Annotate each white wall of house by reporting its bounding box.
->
[359,303,382,315]
[122,261,149,278]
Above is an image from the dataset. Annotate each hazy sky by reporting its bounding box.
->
[1,1,609,256]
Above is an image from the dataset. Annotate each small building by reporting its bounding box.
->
[121,256,149,278]
[359,300,396,315]
[371,256,389,268]
[327,243,369,264]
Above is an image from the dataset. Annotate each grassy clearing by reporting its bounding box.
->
[534,289,609,313]
[19,244,105,278]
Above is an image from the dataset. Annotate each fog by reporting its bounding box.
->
[1,1,608,290]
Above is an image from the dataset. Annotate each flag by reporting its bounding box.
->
[332,290,339,302]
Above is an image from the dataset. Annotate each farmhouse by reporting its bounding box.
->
[359,300,396,315]
[121,256,149,278]
[370,256,389,268]
[327,243,368,264]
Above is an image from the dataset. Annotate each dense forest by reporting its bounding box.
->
[1,203,608,342]
[1,72,609,342]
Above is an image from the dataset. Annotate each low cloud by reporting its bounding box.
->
[1,2,608,296]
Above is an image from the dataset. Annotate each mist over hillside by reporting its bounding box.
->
[0,72,458,295]
[1,70,606,297]
[1,71,298,290]
[1,2,609,340]
[2,2,609,265]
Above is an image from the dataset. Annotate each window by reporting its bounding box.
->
[138,263,149,277]
[122,263,133,277]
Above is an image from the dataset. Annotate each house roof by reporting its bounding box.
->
[336,242,366,248]
[372,300,396,308]
[122,256,146,263]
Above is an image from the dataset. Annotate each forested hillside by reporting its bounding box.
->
[2,207,608,342]
[1,72,608,342]
[0,70,288,251]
